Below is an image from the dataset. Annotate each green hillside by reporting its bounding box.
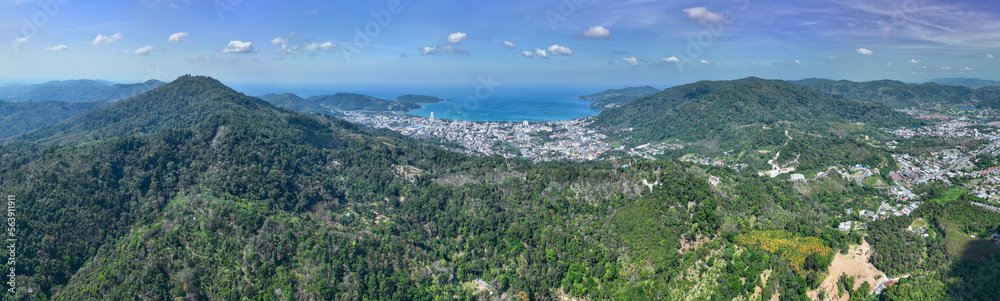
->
[578,85,660,109]
[307,92,419,112]
[259,92,326,113]
[2,75,994,300]
[793,78,990,108]
[0,101,106,140]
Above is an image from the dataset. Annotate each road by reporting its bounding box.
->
[880,140,1000,190]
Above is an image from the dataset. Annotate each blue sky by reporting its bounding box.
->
[1,0,998,88]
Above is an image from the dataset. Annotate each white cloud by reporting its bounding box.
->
[682,7,727,25]
[535,49,549,58]
[657,56,680,63]
[579,26,610,38]
[547,44,572,55]
[45,45,68,52]
[270,36,290,45]
[965,67,973,70]
[795,60,802,65]
[88,33,122,46]
[856,48,873,55]
[825,56,839,60]
[221,40,258,53]
[134,45,155,55]
[168,32,189,43]
[446,32,467,44]
[621,57,638,67]
[887,62,892,66]
[909,59,920,63]
[302,42,336,51]
[419,45,469,55]
[922,66,927,69]
[700,59,712,64]
[12,36,29,46]
[502,41,515,48]
[989,54,995,59]
[942,66,952,70]
[521,50,534,58]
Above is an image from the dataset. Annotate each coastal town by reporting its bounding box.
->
[340,111,616,161]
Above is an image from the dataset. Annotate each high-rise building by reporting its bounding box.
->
[430,112,436,123]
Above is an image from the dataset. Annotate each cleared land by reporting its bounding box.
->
[807,241,886,301]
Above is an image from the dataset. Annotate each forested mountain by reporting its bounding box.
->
[929,77,1000,89]
[87,80,166,102]
[307,92,420,112]
[258,92,326,113]
[0,75,878,300]
[0,101,106,140]
[0,79,165,102]
[793,78,994,108]
[590,78,919,172]
[578,85,660,109]
[394,94,448,104]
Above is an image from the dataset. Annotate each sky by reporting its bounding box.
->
[1,0,998,89]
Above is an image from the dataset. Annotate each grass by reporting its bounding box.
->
[929,186,968,205]
[910,218,929,229]
[940,218,1000,261]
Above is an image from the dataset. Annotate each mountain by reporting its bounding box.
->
[793,78,988,108]
[591,78,920,172]
[0,101,106,140]
[18,76,281,145]
[14,79,110,102]
[258,92,326,113]
[306,92,419,112]
[1,75,995,300]
[929,77,1000,89]
[578,85,660,109]
[86,80,166,102]
[0,79,165,103]
[393,94,448,104]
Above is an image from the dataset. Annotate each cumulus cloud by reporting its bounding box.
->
[989,54,994,59]
[579,26,610,38]
[275,41,337,57]
[535,49,549,58]
[909,59,920,63]
[221,40,258,53]
[168,32,189,43]
[621,57,638,67]
[965,67,973,70]
[942,66,952,70]
[134,45,155,55]
[825,56,839,60]
[446,32,467,44]
[795,60,802,65]
[682,7,727,25]
[46,45,68,52]
[521,50,534,58]
[88,33,122,46]
[700,59,712,64]
[856,48,873,55]
[501,41,515,48]
[547,44,572,55]
[419,45,469,56]
[302,42,336,51]
[657,56,680,63]
[271,36,290,45]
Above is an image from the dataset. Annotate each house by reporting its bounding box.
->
[790,174,806,181]
[709,176,720,186]
[838,221,853,231]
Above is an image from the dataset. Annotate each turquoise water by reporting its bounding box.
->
[230,82,606,122]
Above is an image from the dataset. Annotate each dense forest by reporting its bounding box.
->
[0,76,997,300]
[793,78,999,109]
[0,101,106,140]
[577,86,660,109]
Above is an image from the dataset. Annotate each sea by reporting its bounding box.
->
[227,82,607,122]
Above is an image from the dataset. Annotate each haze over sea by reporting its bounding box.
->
[229,82,618,122]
